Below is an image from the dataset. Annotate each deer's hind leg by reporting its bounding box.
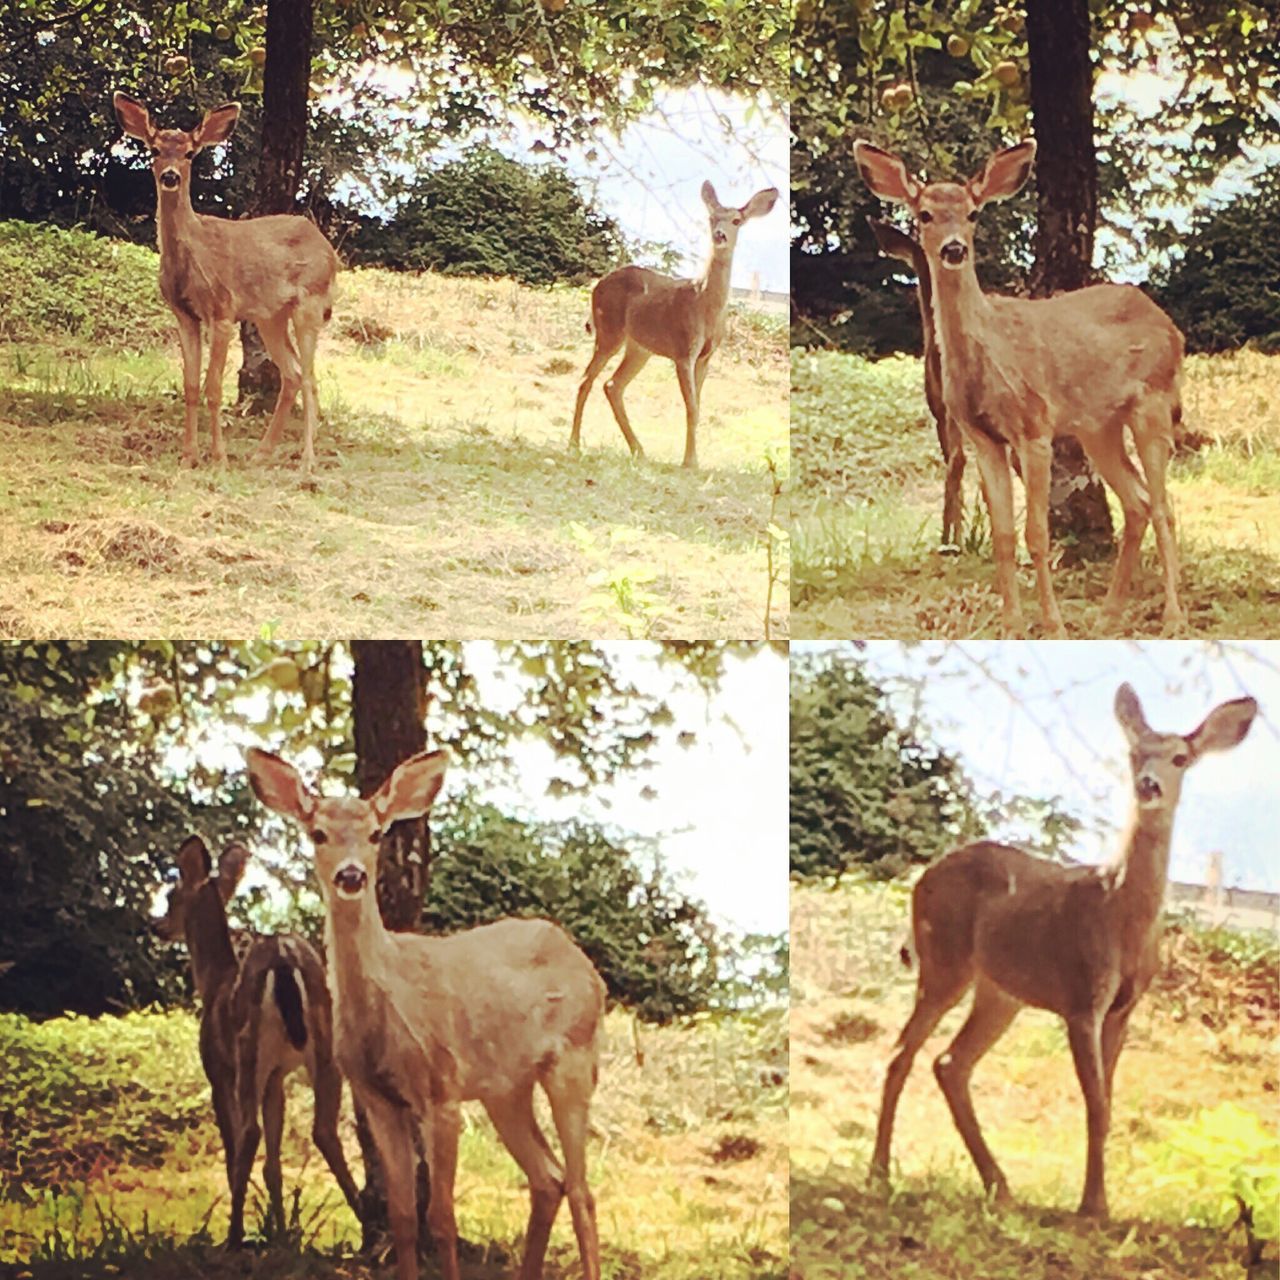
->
[933,976,1022,1201]
[292,297,328,476]
[543,1047,601,1280]
[261,1067,287,1236]
[570,308,625,451]
[603,343,651,459]
[310,1055,363,1223]
[485,1085,567,1280]
[251,313,304,465]
[871,962,971,1182]
[1130,402,1184,630]
[1079,430,1151,626]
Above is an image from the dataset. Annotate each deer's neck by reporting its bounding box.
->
[155,188,200,260]
[325,895,397,1021]
[187,884,238,1005]
[929,262,1017,414]
[697,248,734,323]
[1109,808,1176,943]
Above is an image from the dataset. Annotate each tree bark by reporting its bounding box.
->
[349,640,432,1251]
[238,0,314,411]
[1025,0,1115,562]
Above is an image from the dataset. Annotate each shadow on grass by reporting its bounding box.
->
[791,1169,1256,1280]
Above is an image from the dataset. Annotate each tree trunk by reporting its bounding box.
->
[349,640,432,1251]
[238,0,314,411]
[1025,0,1114,563]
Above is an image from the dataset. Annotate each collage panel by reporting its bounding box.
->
[0,1,787,640]
[790,640,1278,1279]
[791,3,1277,639]
[0,640,790,1280]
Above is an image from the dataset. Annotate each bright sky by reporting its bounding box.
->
[796,641,1280,895]
[464,642,790,936]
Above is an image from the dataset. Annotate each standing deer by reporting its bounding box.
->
[570,181,779,469]
[152,836,363,1244]
[870,683,1257,1219]
[113,93,338,473]
[866,218,966,547]
[855,140,1186,637]
[245,747,606,1280]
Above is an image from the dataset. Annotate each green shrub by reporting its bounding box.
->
[0,1010,209,1201]
[346,147,634,286]
[0,221,171,348]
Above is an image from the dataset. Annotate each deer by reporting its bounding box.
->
[569,181,779,469]
[245,746,607,1280]
[869,683,1258,1220]
[113,92,338,474]
[152,834,363,1245]
[855,139,1186,637]
[866,217,966,547]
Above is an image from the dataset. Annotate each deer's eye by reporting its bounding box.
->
[369,830,383,845]
[150,147,160,157]
[967,210,979,222]
[1171,753,1189,768]
[184,150,196,160]
[311,829,328,845]
[918,210,933,224]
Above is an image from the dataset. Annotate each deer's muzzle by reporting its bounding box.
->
[1135,775,1163,804]
[333,863,368,898]
[159,169,181,190]
[940,240,968,267]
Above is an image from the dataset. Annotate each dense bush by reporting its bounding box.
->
[345,148,630,286]
[1153,171,1280,354]
[426,801,721,1024]
[789,652,980,880]
[0,221,170,348]
[0,1010,209,1200]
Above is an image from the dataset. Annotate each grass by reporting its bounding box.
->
[790,876,1280,1280]
[0,1008,787,1279]
[791,347,1280,638]
[0,222,788,639]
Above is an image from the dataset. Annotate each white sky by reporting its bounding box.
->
[796,641,1280,894]
[462,642,790,936]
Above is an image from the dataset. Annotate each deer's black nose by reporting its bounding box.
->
[1135,775,1162,803]
[940,240,967,266]
[159,169,181,190]
[333,864,368,896]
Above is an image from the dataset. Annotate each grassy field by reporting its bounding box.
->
[0,222,788,639]
[790,876,1280,1280]
[791,348,1280,638]
[0,1007,786,1280]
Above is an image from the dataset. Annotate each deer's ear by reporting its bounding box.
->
[372,750,449,827]
[969,140,1036,207]
[742,187,779,220]
[193,102,240,150]
[246,749,317,825]
[1114,683,1151,744]
[1187,696,1258,760]
[176,834,212,885]
[217,841,250,901]
[853,142,920,205]
[113,92,155,145]
[867,217,919,265]
[700,180,722,211]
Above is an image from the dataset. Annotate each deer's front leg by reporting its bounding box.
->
[174,313,202,468]
[204,320,234,465]
[421,1102,461,1280]
[965,431,1023,636]
[1066,1014,1110,1219]
[1018,435,1067,638]
[361,1094,420,1280]
[674,356,700,469]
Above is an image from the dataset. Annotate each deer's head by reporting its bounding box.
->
[1114,683,1257,813]
[700,182,779,257]
[152,835,249,942]
[245,749,448,909]
[113,92,240,201]
[854,139,1036,272]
